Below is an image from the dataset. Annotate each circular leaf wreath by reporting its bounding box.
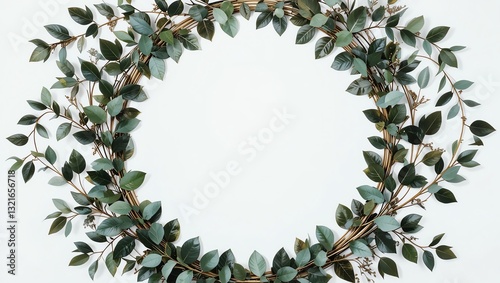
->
[8,0,496,282]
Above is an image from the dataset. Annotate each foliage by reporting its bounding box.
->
[8,0,495,282]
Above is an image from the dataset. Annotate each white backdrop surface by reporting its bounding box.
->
[1,0,499,283]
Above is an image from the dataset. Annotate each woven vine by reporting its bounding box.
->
[7,0,495,282]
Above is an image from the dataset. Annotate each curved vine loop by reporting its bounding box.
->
[7,0,495,282]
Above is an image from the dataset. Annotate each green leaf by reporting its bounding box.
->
[22,161,35,182]
[148,223,164,245]
[100,39,121,61]
[179,33,201,51]
[139,35,153,55]
[168,0,184,16]
[180,237,201,265]
[402,244,418,263]
[213,8,228,24]
[350,240,372,257]
[419,111,442,135]
[436,245,457,260]
[176,270,193,283]
[423,251,435,271]
[161,260,177,279]
[142,254,162,268]
[429,233,445,247]
[49,216,67,234]
[377,91,404,108]
[447,104,460,120]
[422,151,443,166]
[378,257,399,278]
[109,201,132,215]
[398,163,416,185]
[334,260,355,283]
[30,45,51,62]
[470,120,496,137]
[163,219,181,242]
[167,39,183,63]
[197,20,215,41]
[27,100,47,110]
[53,199,72,213]
[188,5,208,22]
[95,3,115,18]
[273,15,288,36]
[357,186,384,204]
[310,14,328,28]
[249,251,267,277]
[115,118,141,133]
[435,188,457,204]
[219,265,231,283]
[18,114,38,125]
[277,267,298,282]
[7,134,29,146]
[105,252,120,276]
[316,225,334,251]
[73,131,96,145]
[374,216,400,232]
[120,171,146,191]
[347,6,367,33]
[346,78,372,95]
[149,57,166,80]
[41,87,52,106]
[107,96,124,117]
[113,236,136,259]
[45,146,57,165]
[45,24,71,40]
[374,230,396,254]
[96,217,130,237]
[81,61,101,81]
[406,15,424,33]
[200,250,219,272]
[88,260,98,280]
[418,67,430,89]
[295,248,311,267]
[233,263,247,280]
[256,11,273,29]
[69,7,93,25]
[332,52,353,71]
[69,150,86,174]
[36,124,49,139]
[295,25,316,44]
[240,2,251,20]
[315,37,335,59]
[129,14,154,35]
[221,16,240,38]
[84,106,107,124]
[69,254,90,266]
[439,49,458,68]
[335,30,353,47]
[427,26,450,43]
[143,201,161,220]
[335,204,353,229]
[454,80,474,90]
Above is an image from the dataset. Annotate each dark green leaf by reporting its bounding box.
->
[105,252,120,276]
[73,131,96,145]
[334,260,355,283]
[423,251,434,271]
[419,111,442,135]
[68,150,86,174]
[439,49,458,68]
[336,204,353,229]
[69,7,93,25]
[347,6,367,33]
[116,118,141,133]
[346,78,372,95]
[188,5,208,22]
[81,61,101,81]
[69,254,90,266]
[374,230,396,254]
[163,219,180,242]
[95,3,115,18]
[295,25,316,44]
[180,237,200,265]
[22,161,35,182]
[435,188,457,204]
[197,19,215,41]
[402,244,418,263]
[273,15,288,36]
[272,248,291,273]
[256,11,273,29]
[45,24,71,40]
[315,37,335,59]
[100,39,122,60]
[332,52,353,71]
[168,0,184,16]
[470,120,496,137]
[436,245,457,260]
[7,134,29,146]
[378,257,399,278]
[427,26,450,43]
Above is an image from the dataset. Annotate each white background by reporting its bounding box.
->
[1,0,499,282]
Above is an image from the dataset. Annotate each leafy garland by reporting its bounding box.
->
[7,0,496,282]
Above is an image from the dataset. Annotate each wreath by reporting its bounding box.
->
[7,0,496,282]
